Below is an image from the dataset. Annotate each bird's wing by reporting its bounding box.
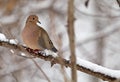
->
[38,28,58,52]
[38,29,53,49]
[38,35,46,49]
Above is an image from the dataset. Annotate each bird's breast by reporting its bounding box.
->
[22,28,40,49]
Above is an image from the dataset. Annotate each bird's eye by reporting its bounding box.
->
[33,18,35,20]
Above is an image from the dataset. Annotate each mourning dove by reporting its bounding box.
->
[22,15,58,52]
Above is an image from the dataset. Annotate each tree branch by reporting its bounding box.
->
[67,0,77,82]
[0,40,120,82]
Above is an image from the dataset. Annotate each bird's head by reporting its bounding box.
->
[26,15,41,24]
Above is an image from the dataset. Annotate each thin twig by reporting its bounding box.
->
[85,0,89,7]
[32,59,51,82]
[116,0,120,7]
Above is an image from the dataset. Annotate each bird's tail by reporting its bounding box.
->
[51,47,58,52]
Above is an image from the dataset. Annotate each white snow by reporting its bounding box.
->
[0,33,18,45]
[9,39,18,44]
[77,58,120,78]
[10,49,14,54]
[21,53,26,56]
[43,49,58,57]
[0,33,8,41]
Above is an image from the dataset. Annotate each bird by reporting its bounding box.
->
[21,15,58,53]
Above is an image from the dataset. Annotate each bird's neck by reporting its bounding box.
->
[26,23,40,31]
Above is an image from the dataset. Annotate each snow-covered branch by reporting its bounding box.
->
[0,33,120,82]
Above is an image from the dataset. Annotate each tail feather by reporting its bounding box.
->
[51,47,58,52]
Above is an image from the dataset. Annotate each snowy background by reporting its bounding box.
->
[0,0,120,82]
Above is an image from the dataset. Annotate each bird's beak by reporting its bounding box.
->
[38,20,41,24]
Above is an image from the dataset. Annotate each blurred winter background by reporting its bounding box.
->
[0,0,120,82]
